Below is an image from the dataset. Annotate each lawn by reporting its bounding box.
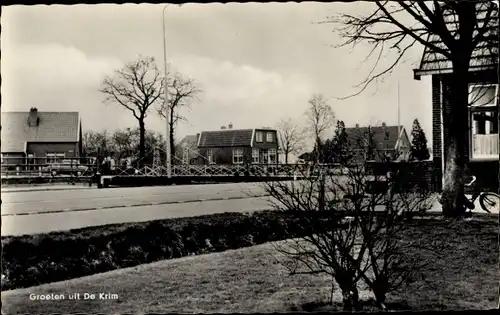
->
[1,216,498,313]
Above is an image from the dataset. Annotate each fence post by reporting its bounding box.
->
[39,166,42,177]
[16,166,19,176]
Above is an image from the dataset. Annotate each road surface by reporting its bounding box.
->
[1,183,281,236]
[2,182,496,236]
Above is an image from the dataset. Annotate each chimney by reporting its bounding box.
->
[228,122,233,129]
[28,107,39,127]
[221,126,226,130]
[355,123,359,128]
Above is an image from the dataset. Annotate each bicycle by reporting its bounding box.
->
[438,175,500,214]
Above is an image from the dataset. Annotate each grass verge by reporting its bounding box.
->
[1,210,315,290]
[1,216,498,313]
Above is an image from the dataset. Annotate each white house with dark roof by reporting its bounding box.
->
[1,107,82,166]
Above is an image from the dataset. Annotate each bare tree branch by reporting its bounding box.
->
[276,118,307,164]
[99,56,164,160]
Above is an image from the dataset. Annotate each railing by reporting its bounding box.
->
[112,163,320,177]
[473,134,499,158]
[1,156,350,179]
[1,157,96,178]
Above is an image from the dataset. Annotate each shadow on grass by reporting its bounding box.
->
[291,298,418,312]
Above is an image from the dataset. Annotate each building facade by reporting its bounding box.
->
[344,123,411,163]
[196,124,280,165]
[413,2,499,191]
[1,107,82,167]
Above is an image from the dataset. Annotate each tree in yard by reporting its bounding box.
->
[82,130,114,159]
[410,119,430,161]
[261,136,434,310]
[305,93,336,163]
[329,1,498,217]
[111,128,139,161]
[157,71,201,161]
[276,118,307,164]
[99,56,164,162]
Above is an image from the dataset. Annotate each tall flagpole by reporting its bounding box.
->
[162,4,172,178]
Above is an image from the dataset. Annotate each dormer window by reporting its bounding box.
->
[256,131,263,142]
[266,132,273,142]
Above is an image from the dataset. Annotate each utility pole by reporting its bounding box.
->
[162,4,172,178]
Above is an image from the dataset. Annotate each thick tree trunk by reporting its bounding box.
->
[284,151,289,164]
[341,286,361,311]
[440,62,470,218]
[139,119,146,164]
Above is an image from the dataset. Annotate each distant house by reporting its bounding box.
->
[343,123,411,162]
[196,123,280,165]
[413,2,499,191]
[1,107,82,166]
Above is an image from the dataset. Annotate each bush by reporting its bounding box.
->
[1,210,302,291]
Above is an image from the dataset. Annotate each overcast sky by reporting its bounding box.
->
[1,2,433,147]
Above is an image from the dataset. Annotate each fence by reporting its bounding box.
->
[1,156,438,192]
[1,157,96,178]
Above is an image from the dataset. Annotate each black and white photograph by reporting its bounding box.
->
[1,1,499,313]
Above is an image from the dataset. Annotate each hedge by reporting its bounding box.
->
[2,210,339,291]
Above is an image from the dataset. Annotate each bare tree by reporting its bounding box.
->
[82,130,114,159]
[100,56,164,161]
[111,128,139,161]
[305,94,336,162]
[157,71,201,160]
[262,135,433,311]
[276,118,307,164]
[326,1,498,217]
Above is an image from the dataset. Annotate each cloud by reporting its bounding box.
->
[167,54,315,134]
[3,43,123,92]
[1,44,315,140]
[1,43,135,129]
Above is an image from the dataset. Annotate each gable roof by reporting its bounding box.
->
[344,125,404,150]
[414,1,498,77]
[197,129,253,148]
[1,111,80,153]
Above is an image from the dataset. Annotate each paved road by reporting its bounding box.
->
[1,183,282,236]
[1,183,270,216]
[1,197,272,236]
[2,182,496,236]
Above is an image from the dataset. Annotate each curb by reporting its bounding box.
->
[2,187,96,193]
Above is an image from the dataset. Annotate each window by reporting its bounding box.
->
[256,132,263,142]
[207,149,215,164]
[468,84,499,159]
[266,132,273,142]
[46,153,65,164]
[268,149,277,164]
[232,148,244,164]
[252,149,260,163]
[260,150,268,164]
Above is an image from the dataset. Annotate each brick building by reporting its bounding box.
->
[413,3,499,191]
[196,123,280,165]
[1,107,82,166]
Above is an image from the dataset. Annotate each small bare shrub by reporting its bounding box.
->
[262,124,434,310]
